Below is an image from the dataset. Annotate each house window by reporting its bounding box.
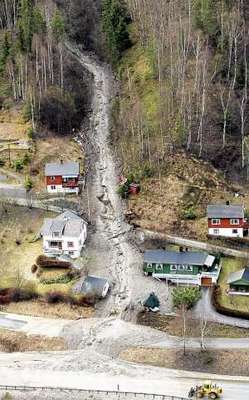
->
[232,229,238,234]
[50,185,56,190]
[50,176,56,181]
[50,241,59,248]
[147,263,153,268]
[186,265,193,272]
[211,219,220,225]
[156,263,163,271]
[230,219,239,225]
[67,242,74,248]
[69,251,74,255]
[178,265,185,271]
[53,232,60,237]
[213,229,219,235]
[170,265,177,271]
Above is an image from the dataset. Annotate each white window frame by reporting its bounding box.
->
[50,185,56,190]
[156,263,163,271]
[170,264,177,271]
[232,229,238,234]
[213,228,219,235]
[211,218,220,225]
[67,241,74,248]
[230,219,239,225]
[50,176,56,181]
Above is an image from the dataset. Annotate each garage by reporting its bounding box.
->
[201,277,213,287]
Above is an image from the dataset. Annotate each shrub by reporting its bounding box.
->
[31,264,38,274]
[0,288,37,304]
[36,255,72,269]
[13,159,24,172]
[46,291,66,304]
[24,176,33,191]
[27,127,34,140]
[117,183,129,199]
[23,153,31,165]
[40,270,80,285]
[182,207,197,220]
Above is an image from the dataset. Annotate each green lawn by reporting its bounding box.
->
[218,257,249,313]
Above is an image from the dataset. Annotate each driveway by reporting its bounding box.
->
[193,288,249,328]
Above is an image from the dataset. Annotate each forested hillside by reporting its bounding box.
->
[111,0,249,179]
[0,0,92,135]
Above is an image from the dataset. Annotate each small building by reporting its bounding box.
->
[143,249,220,286]
[45,161,80,194]
[227,268,249,294]
[40,211,87,259]
[74,275,110,299]
[207,204,245,238]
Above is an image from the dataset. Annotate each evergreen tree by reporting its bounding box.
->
[18,0,34,52]
[51,10,65,42]
[0,33,11,74]
[102,0,131,63]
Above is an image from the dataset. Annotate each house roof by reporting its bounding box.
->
[76,275,109,297]
[40,211,86,238]
[144,250,214,266]
[207,205,244,219]
[45,161,79,177]
[227,268,249,284]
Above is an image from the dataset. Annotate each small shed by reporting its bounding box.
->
[227,268,249,293]
[143,292,160,312]
[75,275,110,299]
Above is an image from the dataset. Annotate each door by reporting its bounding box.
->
[201,277,212,287]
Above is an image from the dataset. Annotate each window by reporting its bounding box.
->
[213,229,219,235]
[50,241,59,248]
[170,265,177,271]
[53,232,60,237]
[186,265,193,272]
[178,265,185,271]
[69,251,74,255]
[67,242,74,248]
[232,229,238,234]
[156,263,163,271]
[230,219,239,225]
[211,219,220,225]
[50,185,56,190]
[50,176,56,181]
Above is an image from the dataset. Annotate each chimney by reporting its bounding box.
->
[226,200,230,206]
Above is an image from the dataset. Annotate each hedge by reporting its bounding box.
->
[36,255,72,269]
[212,285,249,320]
[0,288,38,305]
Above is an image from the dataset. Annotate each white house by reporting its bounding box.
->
[207,204,245,238]
[40,211,87,259]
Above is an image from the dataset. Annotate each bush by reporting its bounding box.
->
[31,264,38,274]
[40,270,80,285]
[24,176,33,191]
[27,127,34,140]
[117,183,129,199]
[23,153,31,165]
[182,207,197,220]
[36,255,72,269]
[45,291,66,304]
[13,159,24,172]
[0,288,37,304]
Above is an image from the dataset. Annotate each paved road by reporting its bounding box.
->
[0,312,69,337]
[193,288,249,328]
[0,366,248,399]
[0,185,26,199]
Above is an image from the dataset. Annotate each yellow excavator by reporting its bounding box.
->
[188,381,223,399]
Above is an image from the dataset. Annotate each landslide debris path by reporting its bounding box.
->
[66,43,139,318]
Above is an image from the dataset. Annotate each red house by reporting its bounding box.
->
[207,204,245,238]
[45,161,80,195]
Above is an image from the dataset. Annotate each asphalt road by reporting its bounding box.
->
[0,315,26,330]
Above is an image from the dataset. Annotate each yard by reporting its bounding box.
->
[128,151,249,242]
[0,107,83,191]
[0,204,94,318]
[216,256,249,313]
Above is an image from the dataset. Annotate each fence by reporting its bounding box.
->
[0,385,188,400]
[138,229,249,259]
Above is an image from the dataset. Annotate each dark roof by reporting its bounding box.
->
[77,276,109,297]
[207,205,244,219]
[227,267,249,284]
[144,250,210,266]
[45,161,79,177]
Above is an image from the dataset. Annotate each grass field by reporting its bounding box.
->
[217,257,249,313]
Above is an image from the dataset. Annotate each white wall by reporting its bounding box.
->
[47,185,79,195]
[208,227,243,238]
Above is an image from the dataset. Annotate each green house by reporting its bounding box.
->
[227,268,249,293]
[143,249,220,286]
